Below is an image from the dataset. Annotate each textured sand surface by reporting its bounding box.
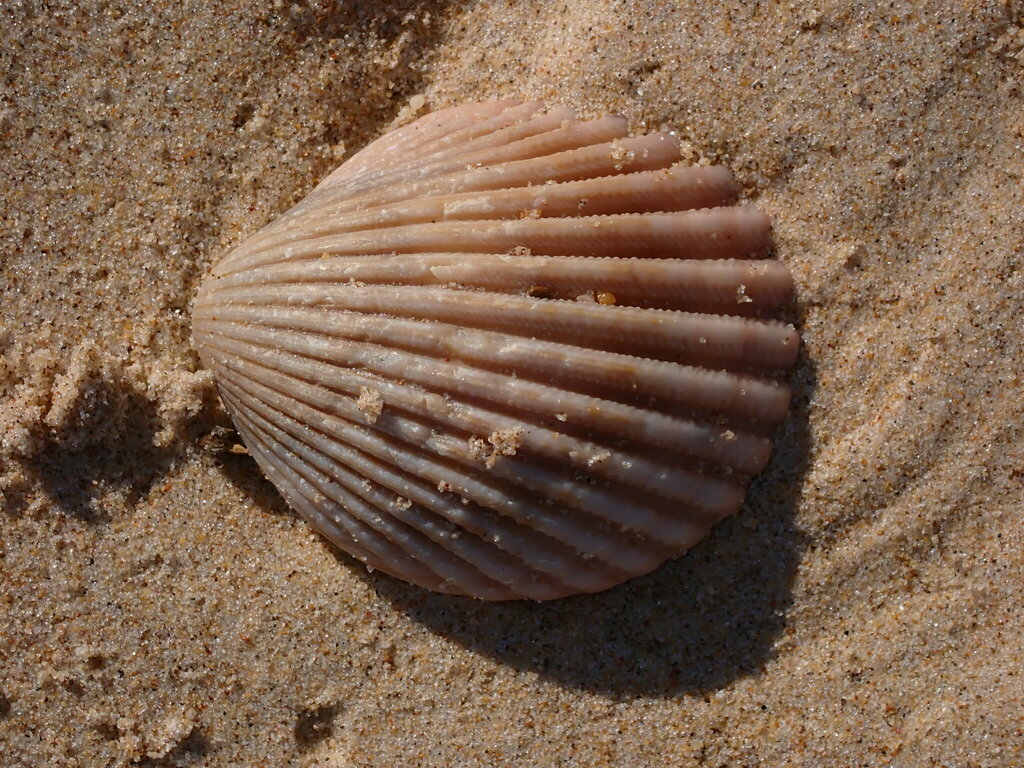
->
[2,1,1023,766]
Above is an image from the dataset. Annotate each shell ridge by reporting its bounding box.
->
[210,344,726,534]
[207,253,791,314]
[234,129,681,251]
[227,376,617,593]
[198,283,797,372]
[323,100,531,189]
[202,314,774,473]
[203,327,749,514]
[200,315,770,479]
[315,100,551,199]
[218,363,652,591]
[196,301,790,424]
[224,393,464,593]
[331,115,629,202]
[247,162,738,255]
[213,207,769,277]
[394,103,580,171]
[232,391,583,598]
[207,346,741,536]
[213,134,684,277]
[209,346,676,569]
[222,383,535,597]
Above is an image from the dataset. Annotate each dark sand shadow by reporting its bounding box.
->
[18,381,178,524]
[136,727,210,768]
[216,446,294,517]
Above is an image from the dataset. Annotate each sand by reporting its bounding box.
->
[2,1,1023,765]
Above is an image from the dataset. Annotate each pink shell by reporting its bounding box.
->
[192,100,799,600]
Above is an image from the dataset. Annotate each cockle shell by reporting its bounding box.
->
[192,99,798,600]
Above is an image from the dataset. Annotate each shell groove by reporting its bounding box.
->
[193,100,799,600]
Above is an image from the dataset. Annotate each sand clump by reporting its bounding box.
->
[2,1,1023,766]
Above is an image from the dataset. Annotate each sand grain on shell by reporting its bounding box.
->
[2,1,1023,766]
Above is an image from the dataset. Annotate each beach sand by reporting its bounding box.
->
[2,1,1023,765]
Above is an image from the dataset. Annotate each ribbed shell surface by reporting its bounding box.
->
[192,100,799,600]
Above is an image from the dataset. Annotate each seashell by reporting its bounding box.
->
[192,99,799,601]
